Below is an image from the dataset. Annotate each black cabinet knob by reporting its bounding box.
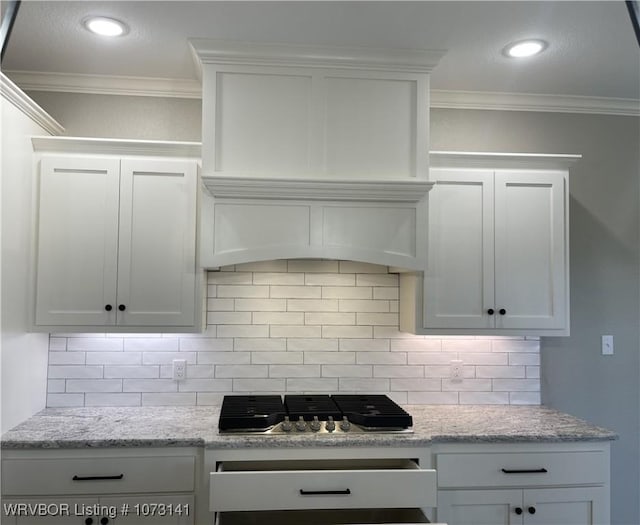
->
[499,308,507,315]
[528,506,536,515]
[118,304,126,311]
[85,519,93,525]
[514,507,523,515]
[105,305,112,311]
[487,308,495,315]
[100,518,109,525]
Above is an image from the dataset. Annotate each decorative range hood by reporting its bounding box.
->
[190,40,444,270]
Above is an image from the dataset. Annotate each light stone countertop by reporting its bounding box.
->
[1,405,617,450]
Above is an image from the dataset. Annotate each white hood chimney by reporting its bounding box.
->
[190,40,444,270]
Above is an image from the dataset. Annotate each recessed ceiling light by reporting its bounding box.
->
[83,16,127,37]
[504,39,547,58]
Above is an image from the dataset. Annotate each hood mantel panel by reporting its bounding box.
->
[200,176,432,270]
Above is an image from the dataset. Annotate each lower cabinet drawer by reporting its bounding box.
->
[2,456,196,496]
[437,451,606,488]
[210,459,437,512]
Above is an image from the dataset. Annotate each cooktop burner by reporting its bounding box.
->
[218,394,413,434]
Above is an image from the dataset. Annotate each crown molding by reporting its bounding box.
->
[0,72,65,135]
[31,136,201,158]
[430,151,582,170]
[189,39,445,74]
[5,70,638,116]
[4,70,202,99]
[203,175,433,202]
[431,89,639,117]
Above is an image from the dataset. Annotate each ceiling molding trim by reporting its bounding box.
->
[4,70,202,99]
[0,72,65,135]
[431,89,640,117]
[189,39,446,74]
[5,70,638,116]
[431,151,582,170]
[31,136,201,158]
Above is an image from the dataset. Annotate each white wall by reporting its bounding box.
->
[0,91,50,433]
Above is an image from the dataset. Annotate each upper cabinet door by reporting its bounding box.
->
[493,171,567,330]
[424,168,495,329]
[116,159,198,327]
[35,157,121,326]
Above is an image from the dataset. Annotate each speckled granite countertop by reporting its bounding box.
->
[1,405,616,450]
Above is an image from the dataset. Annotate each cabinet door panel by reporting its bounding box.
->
[526,488,606,525]
[424,169,494,329]
[437,489,523,525]
[116,159,197,326]
[35,157,120,325]
[494,171,566,329]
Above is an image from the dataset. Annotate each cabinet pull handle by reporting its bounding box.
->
[105,305,113,312]
[501,468,548,474]
[528,506,537,515]
[487,308,495,315]
[118,304,126,311]
[72,474,124,481]
[499,308,507,315]
[514,507,523,515]
[299,489,351,496]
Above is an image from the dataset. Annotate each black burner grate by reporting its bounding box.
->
[218,395,286,431]
[284,395,342,421]
[331,395,413,429]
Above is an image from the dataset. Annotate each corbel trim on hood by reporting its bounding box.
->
[203,175,433,202]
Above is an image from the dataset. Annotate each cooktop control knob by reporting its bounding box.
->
[340,416,351,432]
[295,416,307,431]
[309,416,321,432]
[281,416,293,432]
[325,416,336,432]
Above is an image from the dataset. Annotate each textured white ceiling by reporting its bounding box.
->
[2,1,639,101]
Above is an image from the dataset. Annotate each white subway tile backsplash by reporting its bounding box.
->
[142,393,197,406]
[253,272,304,285]
[322,326,373,339]
[251,352,304,365]
[235,299,287,311]
[269,365,321,378]
[47,260,540,407]
[305,312,355,325]
[270,325,322,338]
[104,366,159,379]
[87,352,142,365]
[253,312,304,325]
[85,393,141,406]
[459,392,510,405]
[179,379,233,392]
[47,394,85,407]
[66,379,122,393]
[322,286,372,299]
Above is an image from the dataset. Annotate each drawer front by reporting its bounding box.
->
[210,467,437,512]
[437,451,606,488]
[3,456,195,496]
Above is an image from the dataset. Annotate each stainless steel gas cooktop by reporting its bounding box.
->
[218,394,413,435]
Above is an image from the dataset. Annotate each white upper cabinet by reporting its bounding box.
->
[400,152,579,336]
[191,40,442,181]
[32,138,202,332]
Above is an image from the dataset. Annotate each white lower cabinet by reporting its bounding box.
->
[434,443,610,525]
[438,487,606,525]
[1,448,200,525]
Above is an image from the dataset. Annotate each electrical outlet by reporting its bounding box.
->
[172,359,187,381]
[601,335,614,356]
[450,359,463,381]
